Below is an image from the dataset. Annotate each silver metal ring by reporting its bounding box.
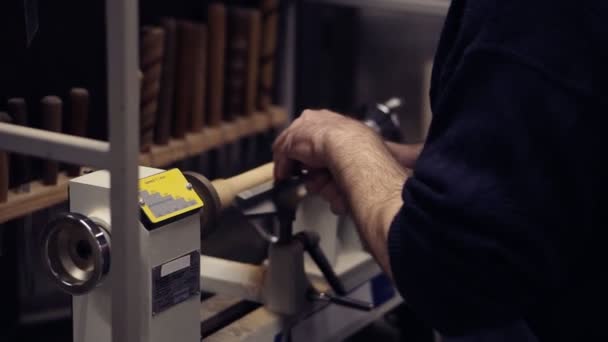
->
[41,212,111,295]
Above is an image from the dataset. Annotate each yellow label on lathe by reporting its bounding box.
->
[139,169,203,224]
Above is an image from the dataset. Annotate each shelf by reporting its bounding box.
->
[0,173,71,223]
[0,106,287,223]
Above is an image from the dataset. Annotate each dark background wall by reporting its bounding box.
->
[295,2,444,142]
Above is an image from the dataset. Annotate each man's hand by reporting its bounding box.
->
[302,169,348,215]
[273,109,408,278]
[272,109,374,180]
[272,109,373,215]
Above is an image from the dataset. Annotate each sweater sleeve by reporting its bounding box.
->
[387,47,582,336]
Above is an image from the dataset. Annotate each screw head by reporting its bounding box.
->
[186,182,193,190]
[139,198,145,206]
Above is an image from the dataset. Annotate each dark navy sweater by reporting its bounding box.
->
[387,0,608,340]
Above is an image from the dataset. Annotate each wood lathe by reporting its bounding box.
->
[37,98,405,342]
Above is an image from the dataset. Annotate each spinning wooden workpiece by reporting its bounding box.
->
[184,162,274,228]
[212,162,274,208]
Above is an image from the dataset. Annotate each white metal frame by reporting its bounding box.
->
[0,0,141,341]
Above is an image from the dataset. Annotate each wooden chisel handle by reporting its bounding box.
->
[190,23,207,132]
[7,98,27,126]
[156,18,177,145]
[174,20,195,138]
[140,26,165,151]
[0,112,11,202]
[41,96,62,185]
[258,0,279,111]
[207,3,227,126]
[7,98,31,188]
[66,88,90,177]
[246,10,262,117]
[211,162,274,209]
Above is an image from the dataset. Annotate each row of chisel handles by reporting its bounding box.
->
[0,89,89,203]
[139,1,279,152]
[0,1,280,204]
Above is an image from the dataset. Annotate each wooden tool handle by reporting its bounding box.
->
[0,112,11,202]
[7,98,31,187]
[7,98,27,125]
[190,23,207,132]
[207,3,227,127]
[66,88,90,177]
[246,10,262,117]
[174,20,195,138]
[41,96,62,185]
[140,26,166,151]
[211,162,273,209]
[258,0,279,111]
[156,17,178,145]
[225,8,247,121]
[69,88,89,135]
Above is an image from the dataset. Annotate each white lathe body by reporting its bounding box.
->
[41,165,402,342]
[43,167,201,342]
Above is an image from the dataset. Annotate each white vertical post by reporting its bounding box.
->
[106,0,142,341]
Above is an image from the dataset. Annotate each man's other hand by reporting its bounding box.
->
[272,108,407,277]
[272,109,379,215]
[272,109,378,180]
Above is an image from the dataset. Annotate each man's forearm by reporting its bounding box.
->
[327,133,407,278]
